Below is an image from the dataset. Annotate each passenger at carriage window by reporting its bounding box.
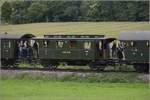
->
[84,41,91,50]
[26,42,33,58]
[112,42,117,58]
[18,41,23,58]
[117,43,125,60]
[57,41,64,48]
[99,41,102,50]
[43,41,48,48]
[18,42,21,58]
[104,42,109,49]
[103,42,109,58]
[22,41,27,58]
[33,42,39,58]
[69,41,76,48]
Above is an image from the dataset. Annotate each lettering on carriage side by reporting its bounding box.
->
[62,51,71,54]
[85,50,89,56]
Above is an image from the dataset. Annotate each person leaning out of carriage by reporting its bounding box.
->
[111,41,117,58]
[117,42,125,60]
[33,41,39,58]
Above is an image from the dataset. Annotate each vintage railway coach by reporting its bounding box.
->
[0,33,35,67]
[118,31,149,73]
[0,32,149,73]
[34,35,115,70]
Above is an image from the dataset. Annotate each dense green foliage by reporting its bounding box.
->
[1,1,12,23]
[1,1,149,24]
[0,79,149,100]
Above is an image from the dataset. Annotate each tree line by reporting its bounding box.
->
[1,1,149,24]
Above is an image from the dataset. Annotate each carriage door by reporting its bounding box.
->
[95,40,103,59]
[2,40,12,59]
[81,41,95,60]
[103,40,109,59]
[42,40,49,59]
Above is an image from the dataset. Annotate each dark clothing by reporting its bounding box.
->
[33,42,38,50]
[117,50,123,60]
[112,43,117,58]
[33,42,39,58]
[104,43,109,49]
[112,43,116,51]
[22,46,27,57]
[117,45,124,60]
[27,46,33,58]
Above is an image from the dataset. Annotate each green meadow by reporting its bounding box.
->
[0,79,149,100]
[0,22,150,36]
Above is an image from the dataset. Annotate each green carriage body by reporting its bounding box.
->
[0,33,35,66]
[118,31,149,64]
[121,40,149,63]
[1,39,17,59]
[36,39,97,60]
[34,34,115,66]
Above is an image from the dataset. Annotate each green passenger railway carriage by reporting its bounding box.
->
[0,33,35,67]
[0,31,149,73]
[33,34,116,70]
[118,31,150,73]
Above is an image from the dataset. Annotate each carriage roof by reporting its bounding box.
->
[0,32,35,39]
[33,36,116,43]
[118,30,150,40]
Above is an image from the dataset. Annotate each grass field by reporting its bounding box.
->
[0,79,149,100]
[0,22,150,37]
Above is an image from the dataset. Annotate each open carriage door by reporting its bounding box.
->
[102,37,116,59]
[16,33,35,58]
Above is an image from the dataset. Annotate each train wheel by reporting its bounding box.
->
[144,64,149,73]
[134,65,143,73]
[134,64,149,73]
[1,60,8,68]
[96,66,105,72]
[1,59,16,68]
[51,65,58,70]
[42,64,58,70]
[41,60,58,70]
[89,64,105,72]
[42,64,50,70]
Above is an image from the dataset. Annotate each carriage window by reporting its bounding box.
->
[121,42,127,47]
[146,41,149,47]
[4,41,11,49]
[30,40,35,47]
[123,42,126,46]
[84,41,91,49]
[99,41,102,50]
[33,41,39,49]
[125,42,129,47]
[69,41,77,48]
[8,41,11,48]
[131,41,136,47]
[43,41,48,48]
[57,41,64,48]
[4,42,8,48]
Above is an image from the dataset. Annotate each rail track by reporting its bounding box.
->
[0,67,136,73]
